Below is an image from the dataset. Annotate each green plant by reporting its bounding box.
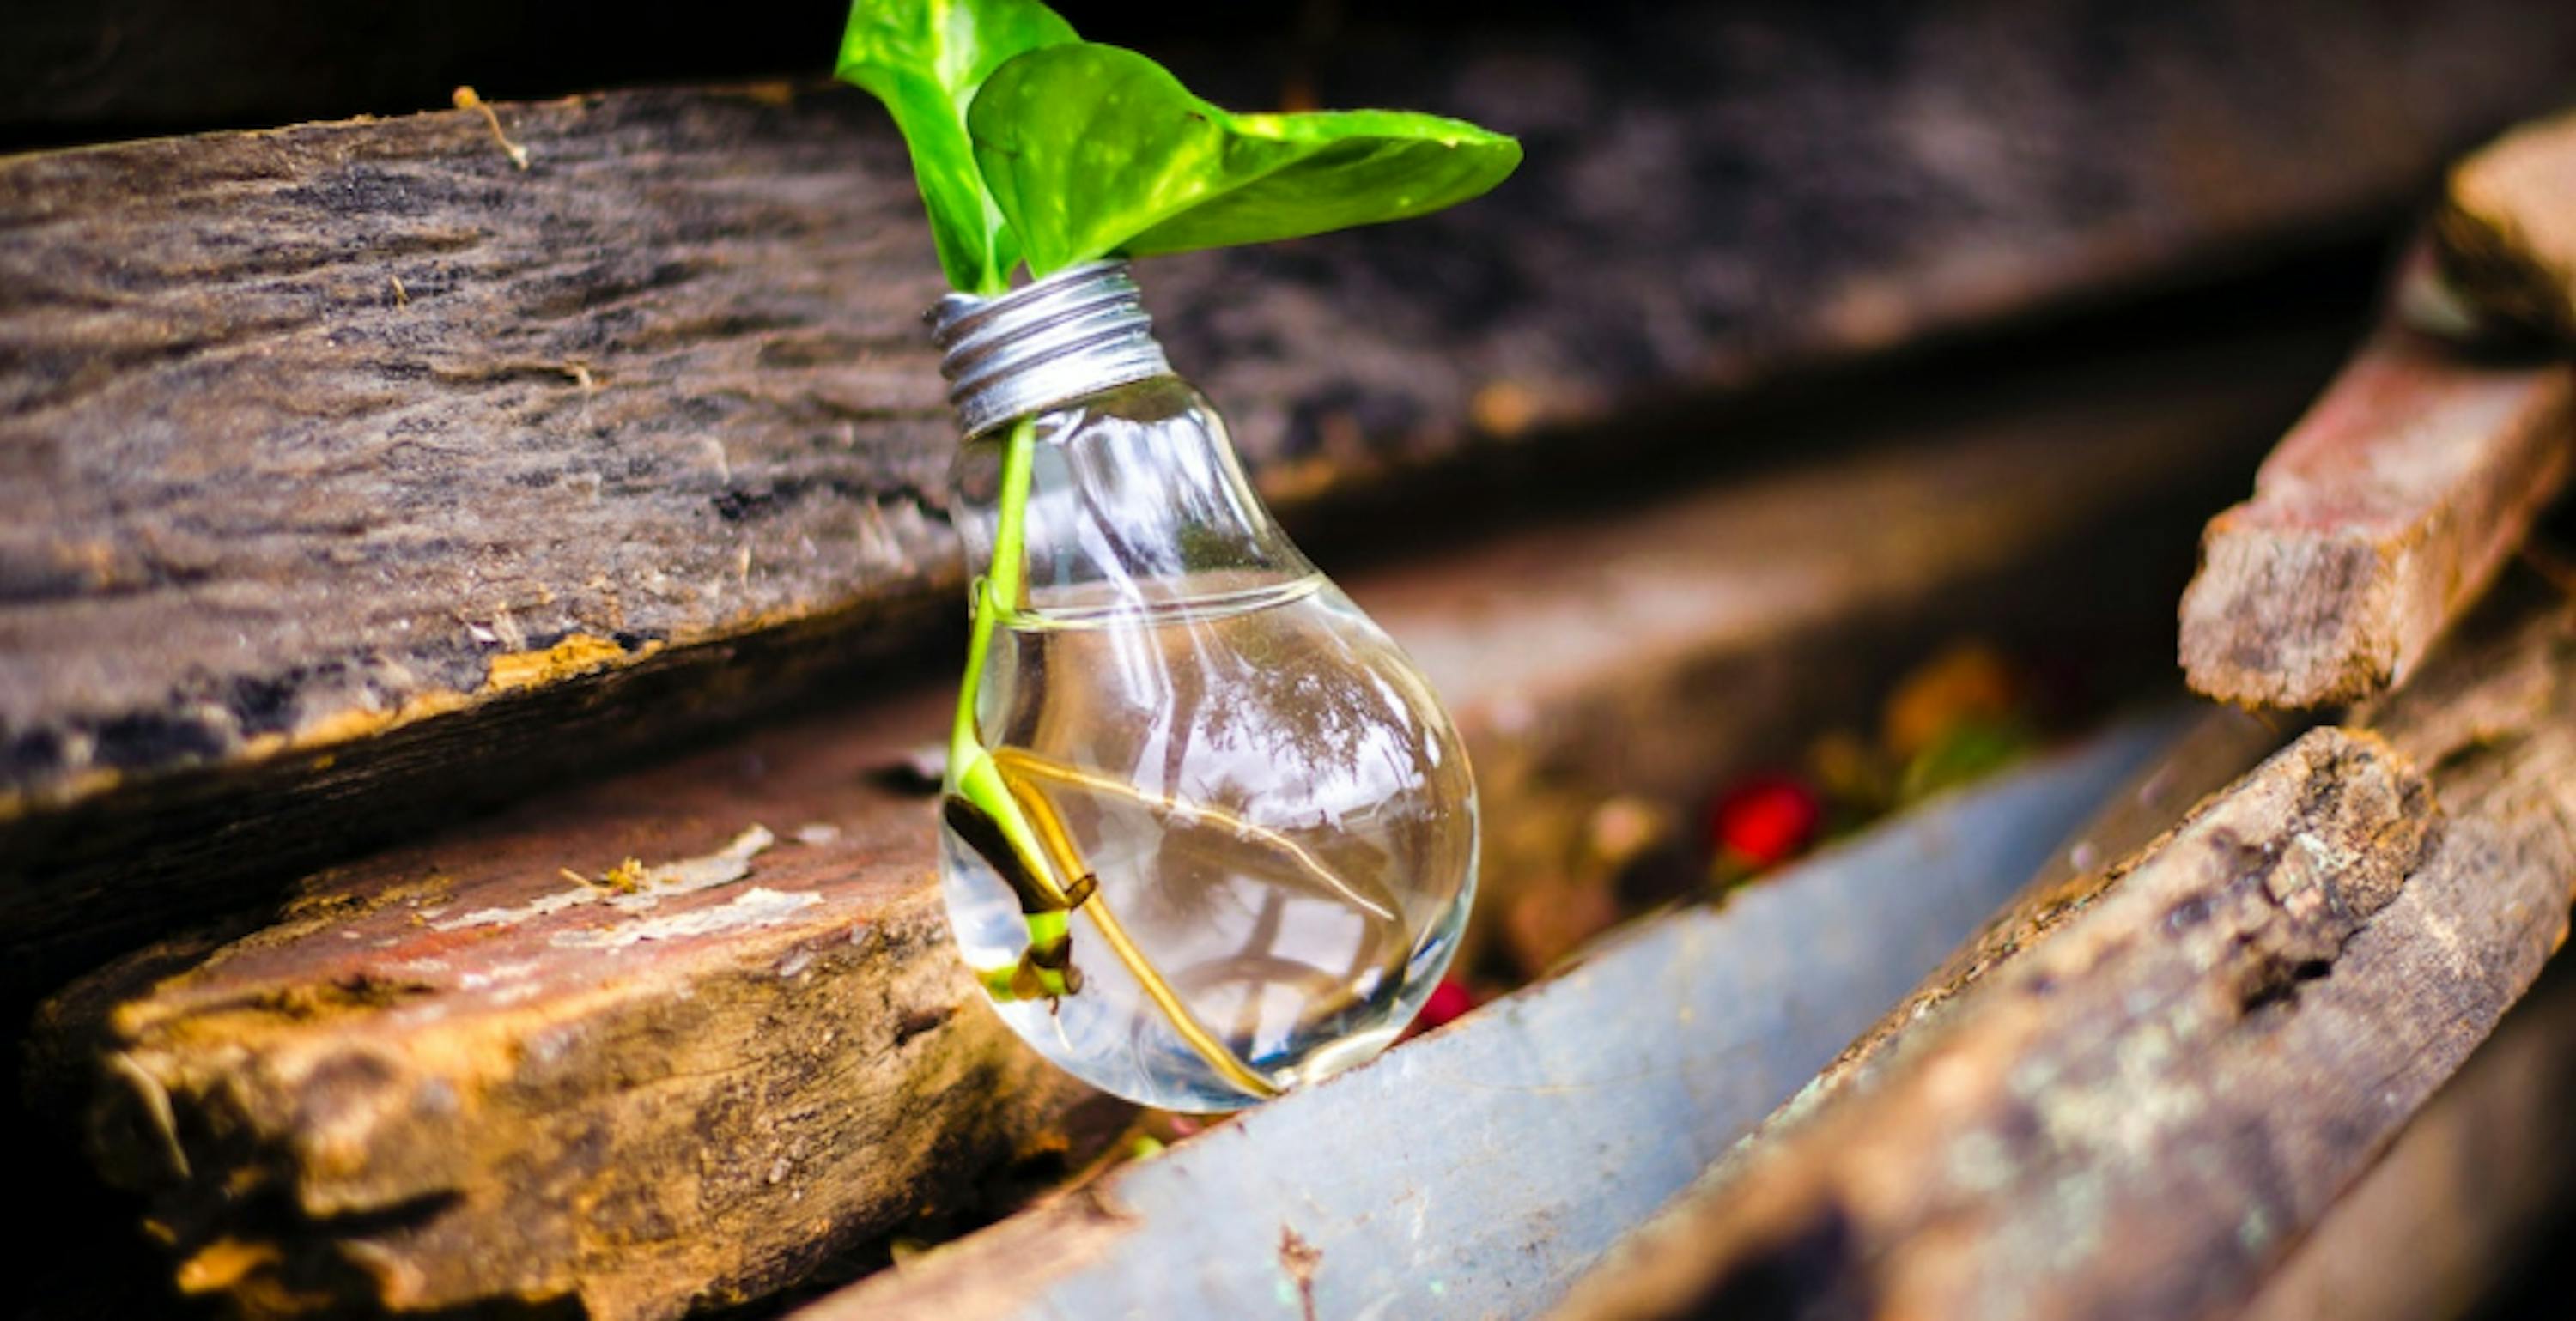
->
[837,0,1516,1082]
[969,42,1519,276]
[837,1,1520,293]
[834,0,1076,294]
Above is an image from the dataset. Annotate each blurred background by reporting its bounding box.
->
[2,0,1487,148]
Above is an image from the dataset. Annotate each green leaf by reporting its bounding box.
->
[835,0,1078,292]
[969,43,1522,276]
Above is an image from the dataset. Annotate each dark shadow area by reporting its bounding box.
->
[3,0,1564,151]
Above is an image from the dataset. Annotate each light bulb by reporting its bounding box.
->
[927,264,1479,1112]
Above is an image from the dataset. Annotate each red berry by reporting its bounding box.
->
[1416,979,1476,1032]
[1709,774,1823,869]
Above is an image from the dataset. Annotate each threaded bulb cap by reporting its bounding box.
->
[927,262,1174,440]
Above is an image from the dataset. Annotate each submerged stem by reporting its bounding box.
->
[947,411,1278,1102]
[991,747,1402,924]
[946,416,1066,909]
[951,415,1038,767]
[1003,773,1280,1100]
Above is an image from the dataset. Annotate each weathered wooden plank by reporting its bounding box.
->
[27,334,2323,1321]
[1498,704,2287,1318]
[1762,705,2289,1129]
[2237,963,2576,1321]
[2177,257,2575,709]
[2437,105,2576,343]
[1546,575,2576,1321]
[788,716,2186,1321]
[33,691,1106,1319]
[10,0,2576,991]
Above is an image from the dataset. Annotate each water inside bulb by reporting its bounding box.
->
[933,335,1494,1107]
[928,270,1478,1112]
[943,572,1478,1112]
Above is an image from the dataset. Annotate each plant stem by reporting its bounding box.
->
[951,415,1038,767]
[992,747,1400,922]
[1004,773,1280,1100]
[946,416,1070,917]
[948,412,1277,1100]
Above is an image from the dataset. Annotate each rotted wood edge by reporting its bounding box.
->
[2237,960,2576,1321]
[1756,704,2291,1132]
[1549,573,2576,1321]
[2177,248,2576,710]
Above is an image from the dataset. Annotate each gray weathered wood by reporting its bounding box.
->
[788,717,2184,1321]
[1546,576,2576,1321]
[12,0,2576,992]
[26,335,2324,1321]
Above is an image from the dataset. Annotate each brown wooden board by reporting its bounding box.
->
[1760,705,2293,1130]
[10,0,2576,992]
[1547,573,2576,1321]
[26,328,2330,1321]
[2178,254,2576,709]
[2238,961,2576,1321]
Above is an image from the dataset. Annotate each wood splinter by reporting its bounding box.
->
[453,86,532,170]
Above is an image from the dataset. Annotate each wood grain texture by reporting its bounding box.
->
[1549,576,2576,1321]
[1754,706,2291,1136]
[33,692,1107,1320]
[26,335,2323,1321]
[9,0,2576,991]
[2438,105,2576,343]
[2177,278,2576,709]
[2237,963,2576,1321]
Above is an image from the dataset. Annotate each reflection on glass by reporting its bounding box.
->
[942,377,1479,1112]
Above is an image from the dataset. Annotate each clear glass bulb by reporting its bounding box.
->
[938,348,1478,1113]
